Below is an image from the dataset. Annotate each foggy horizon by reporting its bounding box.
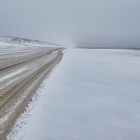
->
[0,0,140,48]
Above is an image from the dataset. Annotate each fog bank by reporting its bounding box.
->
[0,0,140,48]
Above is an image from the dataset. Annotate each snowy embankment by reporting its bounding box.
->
[9,49,140,140]
[0,38,63,139]
[0,36,62,48]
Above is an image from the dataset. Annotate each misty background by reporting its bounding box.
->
[0,0,140,48]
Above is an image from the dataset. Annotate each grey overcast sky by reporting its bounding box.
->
[0,0,140,48]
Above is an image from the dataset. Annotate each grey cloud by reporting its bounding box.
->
[0,0,140,48]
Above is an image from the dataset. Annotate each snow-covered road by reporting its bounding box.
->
[0,46,63,139]
[9,49,140,140]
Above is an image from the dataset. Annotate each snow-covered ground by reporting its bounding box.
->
[0,36,62,48]
[8,49,140,140]
[0,42,63,139]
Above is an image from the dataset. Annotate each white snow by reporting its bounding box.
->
[0,36,62,48]
[8,49,140,140]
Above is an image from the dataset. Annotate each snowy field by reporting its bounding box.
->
[9,49,140,140]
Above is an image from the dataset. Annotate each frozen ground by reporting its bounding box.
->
[0,44,63,139]
[0,36,62,48]
[8,49,140,140]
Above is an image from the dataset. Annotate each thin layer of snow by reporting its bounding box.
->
[0,36,62,48]
[8,49,140,140]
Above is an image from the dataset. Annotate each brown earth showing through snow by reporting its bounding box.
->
[0,46,63,140]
